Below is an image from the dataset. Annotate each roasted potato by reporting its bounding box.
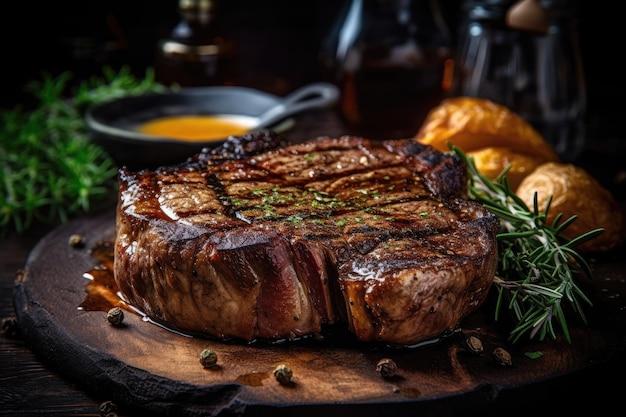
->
[516,162,626,252]
[467,146,546,191]
[414,97,560,163]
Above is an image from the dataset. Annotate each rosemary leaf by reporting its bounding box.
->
[452,145,602,344]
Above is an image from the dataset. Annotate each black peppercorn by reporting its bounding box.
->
[1,316,20,338]
[68,234,85,248]
[99,400,118,417]
[376,358,398,379]
[106,307,124,326]
[200,348,218,368]
[274,364,293,385]
[492,347,512,366]
[464,335,484,354]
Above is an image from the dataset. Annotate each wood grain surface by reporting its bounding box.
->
[10,206,626,417]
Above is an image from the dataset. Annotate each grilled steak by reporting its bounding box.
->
[114,131,499,345]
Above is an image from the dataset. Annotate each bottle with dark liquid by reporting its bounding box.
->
[320,0,454,140]
[155,0,236,87]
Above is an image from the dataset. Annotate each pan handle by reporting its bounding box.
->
[255,82,340,129]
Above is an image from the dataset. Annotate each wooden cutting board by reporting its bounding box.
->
[12,209,626,417]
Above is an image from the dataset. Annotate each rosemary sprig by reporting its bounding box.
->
[451,146,604,343]
[1,66,167,235]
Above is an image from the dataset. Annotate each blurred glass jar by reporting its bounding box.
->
[453,0,586,161]
[155,0,236,87]
[320,0,454,140]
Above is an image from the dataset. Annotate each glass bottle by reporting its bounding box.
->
[320,0,454,140]
[453,0,586,162]
[155,0,236,87]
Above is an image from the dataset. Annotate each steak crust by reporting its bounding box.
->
[114,132,499,345]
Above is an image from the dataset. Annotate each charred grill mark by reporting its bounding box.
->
[146,135,464,229]
[116,133,499,344]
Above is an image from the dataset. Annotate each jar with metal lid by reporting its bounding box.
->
[453,0,586,161]
[155,0,236,87]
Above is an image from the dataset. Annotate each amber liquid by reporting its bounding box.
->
[79,240,123,313]
[136,115,254,141]
[334,59,453,140]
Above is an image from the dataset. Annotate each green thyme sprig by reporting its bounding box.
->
[452,146,603,344]
[1,66,167,235]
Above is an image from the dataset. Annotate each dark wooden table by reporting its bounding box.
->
[2,106,625,417]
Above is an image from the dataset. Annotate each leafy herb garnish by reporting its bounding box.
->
[1,66,166,235]
[452,146,603,344]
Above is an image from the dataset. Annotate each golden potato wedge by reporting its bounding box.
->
[467,147,546,191]
[516,162,625,252]
[415,97,560,163]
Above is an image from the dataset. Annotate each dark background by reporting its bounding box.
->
[2,0,347,108]
[0,3,624,416]
[1,0,620,125]
[1,0,622,191]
